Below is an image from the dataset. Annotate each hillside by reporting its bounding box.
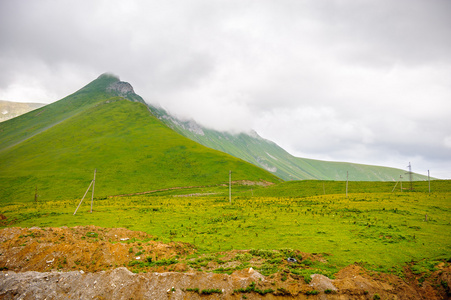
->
[0,75,280,203]
[149,105,431,181]
[0,74,121,151]
[0,100,45,122]
[2,75,431,183]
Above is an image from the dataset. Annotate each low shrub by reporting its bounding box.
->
[305,290,319,295]
[233,282,273,295]
[235,253,252,262]
[201,289,222,295]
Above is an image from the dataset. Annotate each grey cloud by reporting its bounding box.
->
[1,0,450,178]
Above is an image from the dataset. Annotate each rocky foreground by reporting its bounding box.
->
[0,226,449,299]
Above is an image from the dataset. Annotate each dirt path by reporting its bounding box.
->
[0,226,449,299]
[110,180,273,197]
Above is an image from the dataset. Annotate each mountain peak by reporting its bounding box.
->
[107,81,135,97]
[97,73,120,81]
[91,73,145,104]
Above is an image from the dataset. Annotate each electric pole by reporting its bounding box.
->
[407,162,413,191]
[229,170,232,203]
[34,186,38,202]
[346,171,349,198]
[74,169,96,216]
[91,169,96,213]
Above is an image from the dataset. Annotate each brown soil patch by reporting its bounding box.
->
[1,226,449,299]
[0,226,193,273]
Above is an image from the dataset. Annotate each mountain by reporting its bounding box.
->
[0,74,280,203]
[0,100,46,122]
[1,73,431,205]
[148,105,431,181]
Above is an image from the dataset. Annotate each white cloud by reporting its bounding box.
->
[1,0,450,178]
[444,136,451,149]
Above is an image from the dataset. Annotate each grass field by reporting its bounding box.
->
[1,180,449,275]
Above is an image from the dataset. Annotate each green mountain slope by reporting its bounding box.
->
[0,74,122,151]
[149,105,430,181]
[0,75,280,203]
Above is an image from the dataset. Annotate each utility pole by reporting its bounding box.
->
[391,181,399,193]
[91,169,96,213]
[400,175,403,192]
[407,162,413,191]
[34,186,38,202]
[229,170,232,203]
[74,169,96,215]
[428,170,430,193]
[346,171,349,198]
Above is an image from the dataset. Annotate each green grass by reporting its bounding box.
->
[0,75,449,278]
[233,282,273,295]
[246,180,450,198]
[2,181,450,273]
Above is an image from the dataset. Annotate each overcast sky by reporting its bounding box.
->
[1,0,450,178]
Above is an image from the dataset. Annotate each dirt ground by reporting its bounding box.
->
[0,226,449,299]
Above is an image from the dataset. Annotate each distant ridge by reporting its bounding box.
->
[0,100,45,122]
[147,104,431,181]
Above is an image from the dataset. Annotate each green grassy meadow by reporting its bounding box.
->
[0,74,449,279]
[2,180,449,274]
